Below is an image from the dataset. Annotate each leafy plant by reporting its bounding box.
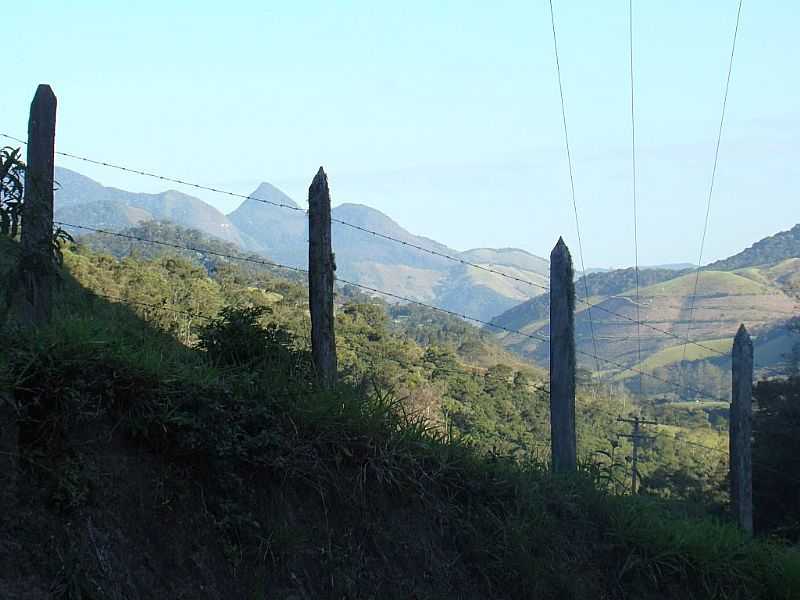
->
[198,304,308,373]
[0,146,25,237]
[51,226,74,266]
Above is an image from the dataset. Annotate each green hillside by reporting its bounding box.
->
[3,233,799,598]
[490,258,799,398]
[638,270,774,297]
[623,338,732,376]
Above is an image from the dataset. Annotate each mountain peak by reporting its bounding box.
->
[246,182,300,210]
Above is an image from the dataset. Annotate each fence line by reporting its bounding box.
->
[0,132,752,361]
[55,220,731,403]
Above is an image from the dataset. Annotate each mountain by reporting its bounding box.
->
[54,168,550,321]
[54,167,244,247]
[707,224,800,271]
[231,193,551,320]
[490,247,800,399]
[226,182,306,263]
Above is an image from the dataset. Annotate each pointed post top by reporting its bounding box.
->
[33,84,56,102]
[734,324,752,348]
[308,166,329,205]
[30,85,57,116]
[28,85,57,134]
[551,236,571,262]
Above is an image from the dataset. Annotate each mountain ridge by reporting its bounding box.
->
[53,168,550,320]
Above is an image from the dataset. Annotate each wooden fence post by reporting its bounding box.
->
[19,84,57,326]
[308,167,337,389]
[730,324,753,534]
[550,237,577,472]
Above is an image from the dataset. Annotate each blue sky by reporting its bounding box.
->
[3,1,798,268]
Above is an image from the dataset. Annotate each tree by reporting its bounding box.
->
[752,376,800,539]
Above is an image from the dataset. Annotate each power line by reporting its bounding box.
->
[547,0,602,385]
[0,132,738,359]
[58,221,308,276]
[58,220,729,402]
[680,0,745,394]
[629,0,643,399]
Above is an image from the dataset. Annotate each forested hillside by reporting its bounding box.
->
[5,222,798,597]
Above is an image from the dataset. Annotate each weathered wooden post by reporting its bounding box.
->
[19,84,57,325]
[730,324,753,534]
[308,167,337,389]
[550,237,577,472]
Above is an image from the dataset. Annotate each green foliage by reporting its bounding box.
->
[198,305,309,375]
[1,237,799,598]
[4,310,798,598]
[753,376,800,540]
[0,146,25,237]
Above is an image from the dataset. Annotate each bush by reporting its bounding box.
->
[753,376,800,539]
[198,305,309,373]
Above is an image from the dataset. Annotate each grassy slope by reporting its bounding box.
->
[614,339,732,381]
[493,266,797,376]
[1,242,799,598]
[635,270,774,297]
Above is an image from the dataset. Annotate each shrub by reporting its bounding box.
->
[198,305,308,373]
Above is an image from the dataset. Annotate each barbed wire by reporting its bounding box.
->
[57,220,730,403]
[0,132,749,361]
[71,274,800,485]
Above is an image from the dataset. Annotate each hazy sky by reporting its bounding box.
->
[3,1,798,268]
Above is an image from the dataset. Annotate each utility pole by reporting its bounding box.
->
[617,415,657,494]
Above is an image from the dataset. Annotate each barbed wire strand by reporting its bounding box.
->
[0,131,746,359]
[57,220,729,403]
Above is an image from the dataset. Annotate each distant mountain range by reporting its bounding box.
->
[54,167,549,321]
[53,167,799,394]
